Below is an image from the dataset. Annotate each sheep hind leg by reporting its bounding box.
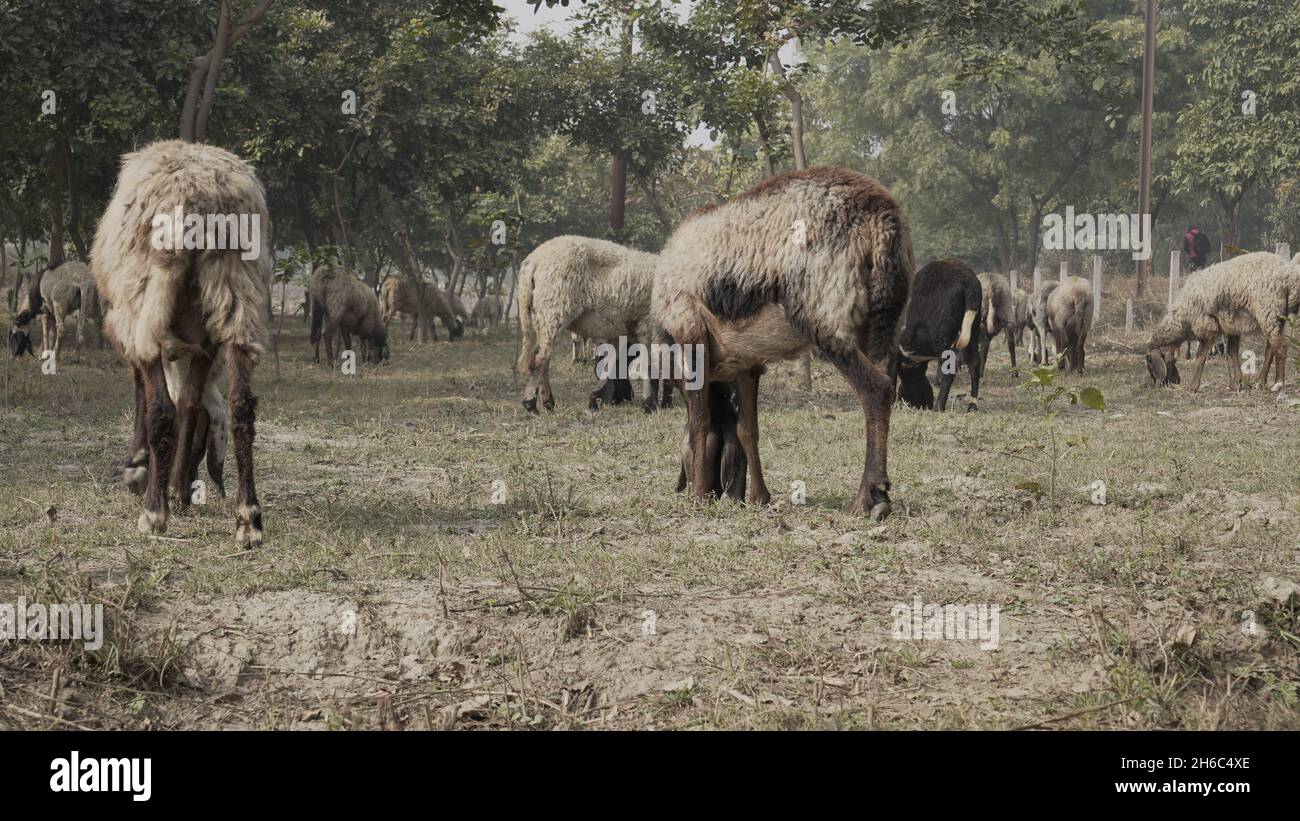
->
[228,345,263,547]
[139,360,176,535]
[1226,335,1242,391]
[733,368,770,505]
[966,337,984,411]
[934,364,956,412]
[169,353,214,512]
[684,380,716,502]
[823,345,893,521]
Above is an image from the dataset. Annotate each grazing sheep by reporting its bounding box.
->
[976,271,1018,372]
[896,259,985,411]
[440,289,469,327]
[92,139,270,544]
[1047,276,1092,372]
[652,166,912,520]
[378,275,464,341]
[9,261,99,361]
[310,264,390,365]
[1146,251,1300,391]
[516,235,659,414]
[468,294,504,330]
[1009,287,1031,346]
[676,381,746,501]
[1027,281,1058,365]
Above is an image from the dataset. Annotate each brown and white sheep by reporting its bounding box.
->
[310,264,390,365]
[378,275,463,341]
[1146,252,1300,391]
[516,235,660,413]
[92,139,271,545]
[9,260,99,361]
[1047,276,1092,372]
[652,166,912,520]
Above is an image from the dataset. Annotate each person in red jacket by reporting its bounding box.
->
[1184,226,1212,271]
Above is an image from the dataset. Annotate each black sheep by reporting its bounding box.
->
[896,258,986,412]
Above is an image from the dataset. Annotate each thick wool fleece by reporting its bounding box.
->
[91,140,272,365]
[651,166,912,372]
[516,235,659,373]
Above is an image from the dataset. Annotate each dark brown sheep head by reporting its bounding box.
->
[8,326,33,358]
[1145,348,1180,386]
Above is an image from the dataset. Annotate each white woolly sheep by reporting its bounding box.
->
[310,264,389,365]
[1146,251,1300,391]
[1027,281,1058,365]
[516,235,660,413]
[652,166,912,520]
[92,139,271,545]
[468,294,504,330]
[976,271,1018,372]
[1047,276,1092,372]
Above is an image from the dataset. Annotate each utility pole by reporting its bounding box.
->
[1136,0,1157,299]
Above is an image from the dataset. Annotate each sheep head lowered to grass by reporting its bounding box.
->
[92,139,271,546]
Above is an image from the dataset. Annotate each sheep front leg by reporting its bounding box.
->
[122,365,149,495]
[227,345,263,547]
[826,346,894,521]
[1187,338,1212,393]
[139,360,176,535]
[734,368,771,505]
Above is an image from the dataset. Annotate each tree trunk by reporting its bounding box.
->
[179,0,274,141]
[61,135,88,259]
[610,153,627,232]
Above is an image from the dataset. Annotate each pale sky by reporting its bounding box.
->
[494,1,803,149]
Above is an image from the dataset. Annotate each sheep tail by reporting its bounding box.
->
[515,257,537,373]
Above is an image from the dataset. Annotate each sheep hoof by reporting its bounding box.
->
[1271,381,1284,392]
[137,510,166,535]
[235,504,264,547]
[542,397,555,413]
[123,465,147,495]
[869,501,891,522]
[521,398,539,415]
[966,400,978,412]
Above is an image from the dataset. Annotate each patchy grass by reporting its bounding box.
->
[1,291,1298,730]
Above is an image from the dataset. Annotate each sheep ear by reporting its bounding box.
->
[1145,352,1166,385]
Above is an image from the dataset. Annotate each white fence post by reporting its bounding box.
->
[1168,250,1180,308]
[1060,260,1069,282]
[1092,256,1102,321]
[1278,242,1291,260]
[1033,266,1041,294]
[1125,298,1134,334]
[1010,269,1018,292]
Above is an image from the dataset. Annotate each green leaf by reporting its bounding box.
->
[1078,387,1105,410]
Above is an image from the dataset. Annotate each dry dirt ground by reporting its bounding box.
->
[1,282,1298,730]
